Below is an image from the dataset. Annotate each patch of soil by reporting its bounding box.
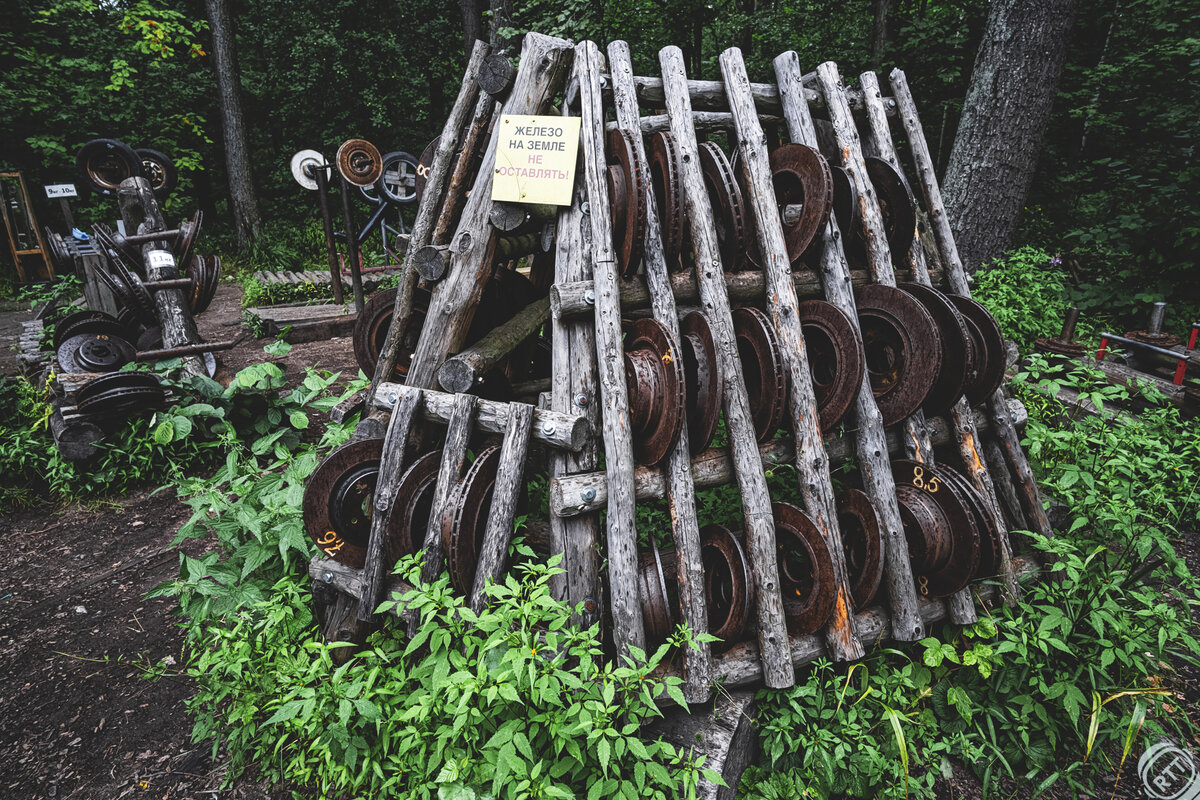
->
[0,280,365,798]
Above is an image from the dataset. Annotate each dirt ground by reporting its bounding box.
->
[0,282,358,799]
[1,283,1197,799]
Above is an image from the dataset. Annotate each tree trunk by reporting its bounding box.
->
[941,0,1081,272]
[871,0,891,68]
[458,0,484,57]
[204,0,262,250]
[489,0,514,50]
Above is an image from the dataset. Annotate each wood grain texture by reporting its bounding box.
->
[420,392,477,584]
[660,44,793,688]
[721,46,863,662]
[773,50,925,642]
[437,296,550,394]
[609,38,711,702]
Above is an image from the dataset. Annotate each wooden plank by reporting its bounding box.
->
[367,40,491,405]
[401,33,573,396]
[357,385,423,623]
[773,50,926,642]
[548,180,604,629]
[605,111,785,135]
[371,382,590,452]
[577,40,647,656]
[721,47,863,662]
[469,401,535,612]
[420,393,478,584]
[621,75,894,117]
[609,39,711,702]
[661,44,793,688]
[646,691,757,800]
[889,67,1055,544]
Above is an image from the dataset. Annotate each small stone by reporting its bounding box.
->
[73,606,86,615]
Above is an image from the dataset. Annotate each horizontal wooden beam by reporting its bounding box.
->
[611,75,896,117]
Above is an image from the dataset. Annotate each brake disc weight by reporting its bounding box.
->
[837,488,884,608]
[624,318,686,466]
[732,306,787,442]
[679,311,721,453]
[898,282,974,417]
[773,502,837,635]
[855,284,942,426]
[797,299,863,432]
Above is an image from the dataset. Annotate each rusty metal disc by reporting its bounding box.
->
[353,287,430,380]
[1034,337,1086,358]
[932,463,1002,580]
[91,223,140,272]
[772,502,837,636]
[45,228,72,274]
[607,128,648,278]
[1124,329,1181,349]
[864,157,916,260]
[624,318,686,466]
[76,372,164,418]
[414,136,439,207]
[699,142,750,271]
[441,445,503,593]
[649,131,684,270]
[769,144,834,264]
[701,524,754,650]
[303,438,384,567]
[57,332,135,374]
[175,211,203,275]
[855,284,942,426]
[798,299,863,432]
[190,253,221,315]
[732,306,787,442]
[336,138,383,187]
[110,256,157,323]
[680,311,721,454]
[898,282,974,418]
[831,166,859,237]
[639,541,674,645]
[389,451,443,560]
[53,310,124,351]
[946,295,1006,404]
[893,459,980,598]
[837,489,884,608]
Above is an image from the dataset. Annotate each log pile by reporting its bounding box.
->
[303,33,1055,786]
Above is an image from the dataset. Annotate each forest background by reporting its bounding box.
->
[1,0,1198,328]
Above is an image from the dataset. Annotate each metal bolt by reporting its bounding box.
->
[581,201,591,215]
[541,420,557,436]
[574,392,589,407]
[581,487,596,502]
[583,597,597,612]
[322,571,334,583]
[383,392,397,407]
[584,288,595,305]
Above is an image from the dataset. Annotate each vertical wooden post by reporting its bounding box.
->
[772,50,925,642]
[889,68,1054,544]
[720,47,863,662]
[576,40,647,656]
[609,39,712,700]
[401,33,574,393]
[358,385,423,622]
[661,45,794,688]
[368,40,491,405]
[548,183,604,631]
[420,392,478,584]
[470,401,536,612]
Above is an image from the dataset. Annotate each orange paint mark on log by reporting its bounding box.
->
[961,431,984,473]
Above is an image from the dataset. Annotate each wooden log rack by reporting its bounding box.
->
[304,32,1056,795]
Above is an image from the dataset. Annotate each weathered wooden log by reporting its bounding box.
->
[646,690,758,800]
[551,402,1023,515]
[549,266,945,320]
[435,90,498,246]
[412,244,450,282]
[605,111,785,135]
[437,296,550,394]
[620,75,895,117]
[470,401,535,612]
[495,233,542,258]
[661,44,793,689]
[358,385,423,623]
[548,177,604,629]
[773,50,925,642]
[610,39,711,703]
[312,578,367,666]
[420,393,478,584]
[577,40,647,656]
[117,176,205,377]
[984,437,1028,535]
[329,389,366,425]
[367,40,490,405]
[77,248,119,316]
[402,33,573,397]
[479,52,515,98]
[490,201,557,233]
[722,47,863,662]
[369,381,588,451]
[49,410,103,462]
[890,67,1055,544]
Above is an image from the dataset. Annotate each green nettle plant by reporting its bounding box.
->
[183,555,719,800]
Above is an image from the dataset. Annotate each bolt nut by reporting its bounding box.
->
[581,201,591,215]
[322,571,334,583]
[581,487,597,503]
[584,289,596,305]
[574,392,589,407]
[383,392,397,407]
[541,420,557,436]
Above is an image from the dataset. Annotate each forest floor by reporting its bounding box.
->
[0,284,1197,799]
[0,284,357,799]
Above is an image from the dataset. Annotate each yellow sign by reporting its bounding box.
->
[491,114,581,206]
